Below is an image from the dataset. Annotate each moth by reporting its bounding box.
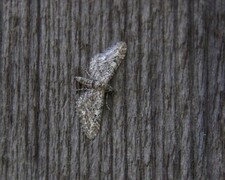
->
[75,42,127,139]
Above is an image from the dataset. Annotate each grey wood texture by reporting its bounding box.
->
[0,0,225,179]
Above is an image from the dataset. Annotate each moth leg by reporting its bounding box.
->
[105,93,111,110]
[105,86,116,110]
[85,69,91,77]
[106,85,113,92]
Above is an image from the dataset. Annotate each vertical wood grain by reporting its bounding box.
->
[0,0,224,179]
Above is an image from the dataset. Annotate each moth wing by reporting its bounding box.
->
[76,89,105,139]
[89,56,119,83]
[89,42,127,84]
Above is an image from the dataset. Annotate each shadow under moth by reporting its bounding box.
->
[75,42,127,140]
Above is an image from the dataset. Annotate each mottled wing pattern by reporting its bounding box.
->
[89,42,127,84]
[76,42,127,139]
[76,89,105,139]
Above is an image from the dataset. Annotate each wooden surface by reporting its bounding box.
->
[0,0,225,179]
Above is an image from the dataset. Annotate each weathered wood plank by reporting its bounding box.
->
[0,0,224,179]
